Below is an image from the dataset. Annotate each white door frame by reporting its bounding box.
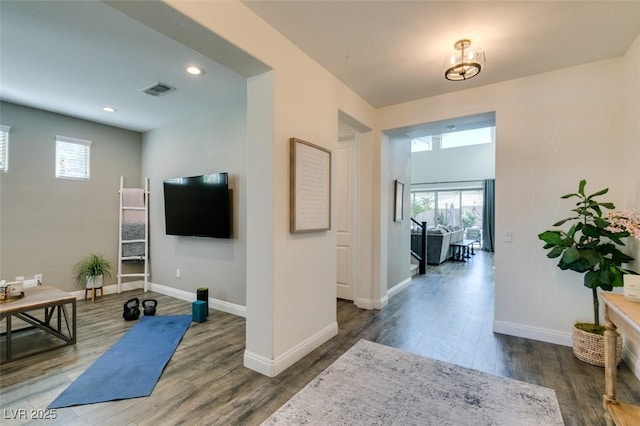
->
[337,129,360,302]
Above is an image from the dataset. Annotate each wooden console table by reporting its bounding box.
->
[600,293,640,425]
[0,285,76,363]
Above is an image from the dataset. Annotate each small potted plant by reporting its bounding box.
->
[73,253,112,289]
[538,180,634,366]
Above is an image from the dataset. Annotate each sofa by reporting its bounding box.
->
[426,226,464,265]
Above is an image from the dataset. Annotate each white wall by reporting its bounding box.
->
[622,35,640,377]
[138,1,638,378]
[411,141,495,184]
[0,102,142,291]
[622,35,640,269]
[354,129,381,309]
[377,54,638,349]
[387,136,411,292]
[492,59,628,345]
[164,0,376,376]
[142,103,247,306]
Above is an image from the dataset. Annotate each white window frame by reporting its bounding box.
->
[411,136,434,153]
[0,125,9,173]
[440,126,494,150]
[55,135,91,180]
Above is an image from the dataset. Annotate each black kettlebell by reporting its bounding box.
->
[143,299,157,316]
[123,298,140,321]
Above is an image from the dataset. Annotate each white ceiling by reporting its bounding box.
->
[243,0,640,107]
[0,0,264,133]
[1,1,639,133]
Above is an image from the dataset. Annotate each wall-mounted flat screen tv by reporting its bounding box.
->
[163,172,231,239]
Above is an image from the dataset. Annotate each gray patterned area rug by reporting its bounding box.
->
[263,340,564,426]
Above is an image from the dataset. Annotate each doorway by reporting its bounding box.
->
[336,120,358,301]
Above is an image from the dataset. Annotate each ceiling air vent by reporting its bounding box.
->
[142,82,175,97]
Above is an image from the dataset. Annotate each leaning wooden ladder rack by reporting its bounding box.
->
[117,177,149,293]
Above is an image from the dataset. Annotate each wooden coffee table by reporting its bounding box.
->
[0,285,76,363]
[450,239,476,262]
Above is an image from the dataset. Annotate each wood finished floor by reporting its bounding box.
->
[1,251,639,425]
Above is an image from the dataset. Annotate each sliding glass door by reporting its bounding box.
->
[411,188,483,233]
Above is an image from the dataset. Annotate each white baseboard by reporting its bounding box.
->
[68,280,144,300]
[243,350,275,377]
[244,322,338,377]
[355,277,410,310]
[387,277,411,298]
[493,320,572,347]
[70,280,246,318]
[149,282,246,318]
[356,295,388,310]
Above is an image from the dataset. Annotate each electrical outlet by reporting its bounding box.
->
[176,269,181,278]
[34,274,43,284]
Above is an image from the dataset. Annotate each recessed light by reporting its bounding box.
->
[103,106,116,113]
[186,66,204,76]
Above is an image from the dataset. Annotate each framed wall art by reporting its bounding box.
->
[290,138,331,233]
[394,179,404,222]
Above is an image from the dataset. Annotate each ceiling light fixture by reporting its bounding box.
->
[444,39,485,81]
[102,106,116,113]
[186,66,204,76]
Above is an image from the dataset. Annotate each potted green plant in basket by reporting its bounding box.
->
[73,253,112,290]
[538,180,634,367]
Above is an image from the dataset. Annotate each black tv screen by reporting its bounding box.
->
[163,173,231,238]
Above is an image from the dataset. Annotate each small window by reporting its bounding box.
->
[55,135,91,180]
[411,136,433,153]
[441,127,494,149]
[0,125,9,172]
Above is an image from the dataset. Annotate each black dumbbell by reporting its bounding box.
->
[123,298,140,321]
[142,299,157,316]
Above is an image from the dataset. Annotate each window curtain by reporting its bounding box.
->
[482,179,495,252]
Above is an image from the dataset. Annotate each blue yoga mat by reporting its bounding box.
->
[49,315,191,409]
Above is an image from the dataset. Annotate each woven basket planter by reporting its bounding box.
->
[572,326,622,367]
